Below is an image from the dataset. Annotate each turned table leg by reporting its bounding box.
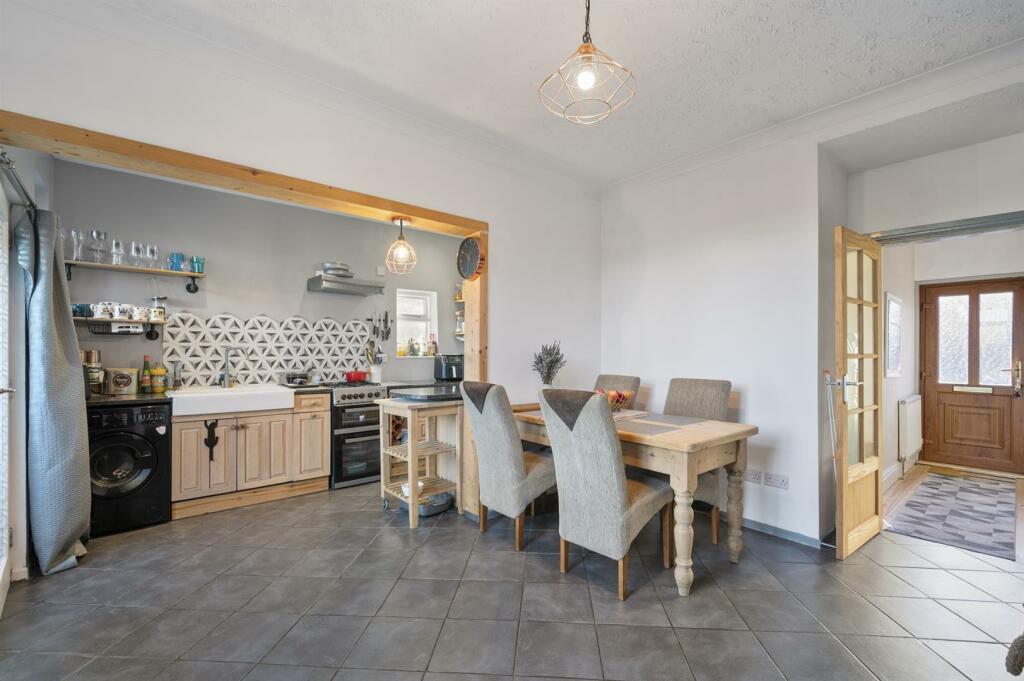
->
[726,439,747,563]
[672,487,695,596]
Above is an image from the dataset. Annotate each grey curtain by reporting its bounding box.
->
[13,207,90,575]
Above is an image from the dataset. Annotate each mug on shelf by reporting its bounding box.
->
[112,303,133,320]
[130,306,150,322]
[147,307,166,322]
[71,303,91,318]
[90,302,115,318]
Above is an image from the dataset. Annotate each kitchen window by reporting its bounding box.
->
[396,289,438,356]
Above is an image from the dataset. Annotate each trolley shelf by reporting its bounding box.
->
[382,476,457,503]
[383,440,455,463]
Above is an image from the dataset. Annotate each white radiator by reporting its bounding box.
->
[898,395,923,463]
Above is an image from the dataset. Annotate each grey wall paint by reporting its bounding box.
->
[54,160,463,380]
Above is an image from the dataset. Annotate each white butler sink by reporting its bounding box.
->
[168,384,294,416]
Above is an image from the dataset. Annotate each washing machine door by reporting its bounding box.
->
[90,432,158,499]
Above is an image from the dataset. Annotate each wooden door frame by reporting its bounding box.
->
[918,276,1024,473]
[0,109,488,513]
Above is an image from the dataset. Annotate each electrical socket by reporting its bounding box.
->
[763,473,790,490]
[743,470,762,484]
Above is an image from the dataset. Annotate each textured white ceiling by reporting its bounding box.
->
[106,0,1024,185]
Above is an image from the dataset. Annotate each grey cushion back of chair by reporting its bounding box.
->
[663,378,731,421]
[593,374,641,408]
[539,389,631,558]
[460,381,527,517]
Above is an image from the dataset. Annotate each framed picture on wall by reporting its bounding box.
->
[885,292,902,378]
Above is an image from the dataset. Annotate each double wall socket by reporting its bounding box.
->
[742,469,790,490]
[743,470,762,484]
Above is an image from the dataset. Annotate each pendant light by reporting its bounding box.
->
[539,0,636,125]
[385,217,417,274]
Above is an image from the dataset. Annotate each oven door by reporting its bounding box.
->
[333,404,380,431]
[332,425,381,488]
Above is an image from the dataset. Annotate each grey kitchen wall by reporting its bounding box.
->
[54,160,463,381]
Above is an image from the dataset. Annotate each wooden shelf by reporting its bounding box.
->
[73,317,166,326]
[382,475,456,503]
[65,260,205,293]
[383,440,456,463]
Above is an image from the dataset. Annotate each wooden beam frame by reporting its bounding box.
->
[0,109,489,513]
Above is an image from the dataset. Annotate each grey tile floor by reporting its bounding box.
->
[2,483,1023,680]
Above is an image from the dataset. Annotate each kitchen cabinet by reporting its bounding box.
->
[237,413,292,490]
[172,418,237,501]
[293,410,331,480]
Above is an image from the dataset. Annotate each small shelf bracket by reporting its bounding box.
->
[185,276,199,294]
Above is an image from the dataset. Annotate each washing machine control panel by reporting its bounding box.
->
[89,406,169,430]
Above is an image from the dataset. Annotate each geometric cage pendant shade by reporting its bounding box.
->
[539,41,636,125]
[385,217,417,274]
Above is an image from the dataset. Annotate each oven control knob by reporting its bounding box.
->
[358,393,365,399]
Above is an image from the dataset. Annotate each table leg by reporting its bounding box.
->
[407,433,419,530]
[726,439,747,563]
[672,486,695,596]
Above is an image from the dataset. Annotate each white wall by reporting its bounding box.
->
[915,229,1024,283]
[602,140,823,540]
[0,0,603,404]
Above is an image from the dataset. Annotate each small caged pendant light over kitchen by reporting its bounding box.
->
[385,216,417,274]
[539,0,636,125]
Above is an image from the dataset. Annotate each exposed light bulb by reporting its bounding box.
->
[394,243,410,261]
[576,68,596,90]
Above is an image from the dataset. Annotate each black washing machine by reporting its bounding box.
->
[88,401,172,536]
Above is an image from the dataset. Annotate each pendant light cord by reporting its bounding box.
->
[582,0,591,43]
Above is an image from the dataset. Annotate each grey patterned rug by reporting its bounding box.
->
[889,472,1016,560]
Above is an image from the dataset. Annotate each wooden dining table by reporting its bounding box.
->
[513,407,758,596]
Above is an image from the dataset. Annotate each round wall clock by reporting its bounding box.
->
[457,236,486,281]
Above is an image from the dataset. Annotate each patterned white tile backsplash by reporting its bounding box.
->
[162,312,371,386]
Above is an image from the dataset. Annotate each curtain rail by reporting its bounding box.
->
[0,146,37,213]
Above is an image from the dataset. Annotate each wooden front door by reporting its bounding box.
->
[921,278,1024,473]
[834,227,884,559]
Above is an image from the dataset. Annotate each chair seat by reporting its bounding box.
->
[625,474,673,544]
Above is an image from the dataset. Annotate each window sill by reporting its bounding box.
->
[396,355,436,360]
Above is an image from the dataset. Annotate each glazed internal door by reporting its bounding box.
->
[921,278,1024,473]
[833,227,884,559]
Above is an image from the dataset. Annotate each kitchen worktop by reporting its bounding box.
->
[87,393,171,407]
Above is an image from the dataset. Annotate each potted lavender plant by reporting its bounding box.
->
[532,341,567,388]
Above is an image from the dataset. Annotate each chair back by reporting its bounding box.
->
[663,378,731,421]
[460,382,527,514]
[539,389,629,557]
[593,374,641,408]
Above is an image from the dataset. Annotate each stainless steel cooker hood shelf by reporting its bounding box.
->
[306,275,384,296]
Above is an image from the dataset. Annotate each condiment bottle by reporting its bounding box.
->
[140,355,153,394]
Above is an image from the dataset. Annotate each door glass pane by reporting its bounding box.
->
[863,410,876,460]
[846,359,860,408]
[980,292,1013,386]
[863,306,875,354]
[847,413,861,465]
[846,249,859,298]
[847,303,860,354]
[938,295,969,384]
[862,358,876,407]
[862,255,875,302]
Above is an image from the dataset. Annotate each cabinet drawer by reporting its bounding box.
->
[294,393,331,413]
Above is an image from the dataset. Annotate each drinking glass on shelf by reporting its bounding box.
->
[130,241,145,267]
[68,229,86,261]
[110,238,125,266]
[145,243,159,269]
[88,230,108,263]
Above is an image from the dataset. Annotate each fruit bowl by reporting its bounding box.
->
[596,388,633,412]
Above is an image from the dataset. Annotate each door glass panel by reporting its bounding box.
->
[863,410,876,460]
[979,292,1013,386]
[847,303,860,353]
[846,359,860,408]
[862,255,875,302]
[863,306,875,354]
[846,249,859,298]
[862,358,876,407]
[847,413,861,465]
[938,295,969,384]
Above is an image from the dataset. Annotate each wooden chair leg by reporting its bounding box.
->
[661,503,672,569]
[618,555,629,601]
[711,506,720,545]
[479,504,488,533]
[515,513,525,552]
[559,537,570,574]
[540,493,547,513]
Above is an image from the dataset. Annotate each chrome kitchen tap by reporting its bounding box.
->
[219,346,248,387]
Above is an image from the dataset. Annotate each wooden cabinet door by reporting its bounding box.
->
[172,418,236,501]
[293,411,330,480]
[237,413,292,489]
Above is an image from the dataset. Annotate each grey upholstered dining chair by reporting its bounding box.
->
[539,389,672,600]
[593,374,641,408]
[461,381,556,551]
[664,378,732,544]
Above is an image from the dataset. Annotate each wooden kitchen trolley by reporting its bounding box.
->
[377,398,463,529]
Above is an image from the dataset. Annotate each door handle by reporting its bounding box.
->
[1004,360,1023,398]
